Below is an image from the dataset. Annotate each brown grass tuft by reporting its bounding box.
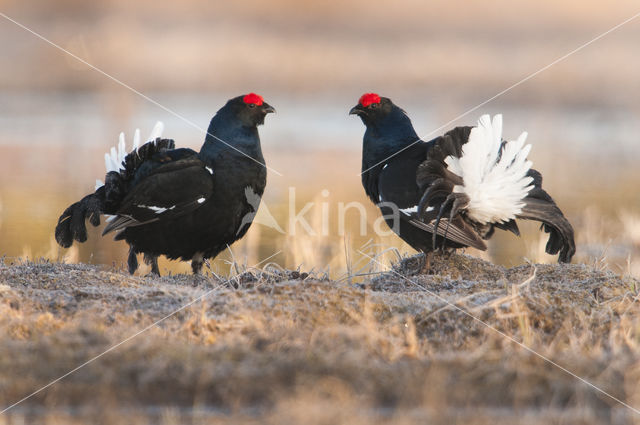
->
[1,254,639,424]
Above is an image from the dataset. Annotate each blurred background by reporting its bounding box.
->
[0,0,639,276]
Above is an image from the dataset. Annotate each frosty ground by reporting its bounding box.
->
[1,253,639,424]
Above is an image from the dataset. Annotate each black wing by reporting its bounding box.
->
[517,170,575,263]
[415,126,575,262]
[55,186,105,248]
[102,156,214,235]
[377,143,487,250]
[55,138,181,247]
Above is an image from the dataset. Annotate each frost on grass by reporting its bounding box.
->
[1,254,640,425]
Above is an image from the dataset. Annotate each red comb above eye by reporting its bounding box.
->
[243,93,264,106]
[359,93,381,107]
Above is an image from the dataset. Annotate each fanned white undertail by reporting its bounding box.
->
[445,114,534,224]
[95,121,164,190]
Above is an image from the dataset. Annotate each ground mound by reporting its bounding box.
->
[1,254,639,424]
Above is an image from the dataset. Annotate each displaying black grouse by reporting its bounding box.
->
[350,93,575,263]
[55,93,275,275]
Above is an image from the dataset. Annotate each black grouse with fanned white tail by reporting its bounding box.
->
[55,93,275,275]
[350,93,575,263]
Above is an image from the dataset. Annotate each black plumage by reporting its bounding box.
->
[350,93,575,263]
[55,94,275,275]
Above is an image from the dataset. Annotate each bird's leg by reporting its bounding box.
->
[419,251,433,274]
[442,193,470,247]
[191,252,205,275]
[127,246,138,275]
[144,253,160,276]
[191,260,203,275]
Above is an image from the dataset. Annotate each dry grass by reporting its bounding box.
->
[1,253,640,424]
[1,2,639,421]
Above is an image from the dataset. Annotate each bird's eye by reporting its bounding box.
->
[370,103,378,109]
[248,103,256,108]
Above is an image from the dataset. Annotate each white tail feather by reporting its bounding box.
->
[117,133,126,165]
[97,121,165,188]
[445,114,534,224]
[133,128,140,151]
[148,122,164,141]
[110,147,118,165]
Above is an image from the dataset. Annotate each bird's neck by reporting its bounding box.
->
[199,114,264,166]
[362,112,420,169]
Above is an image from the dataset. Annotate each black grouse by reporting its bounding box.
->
[350,93,575,263]
[55,93,275,275]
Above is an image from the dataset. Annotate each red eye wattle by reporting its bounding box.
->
[243,93,264,106]
[359,93,381,108]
